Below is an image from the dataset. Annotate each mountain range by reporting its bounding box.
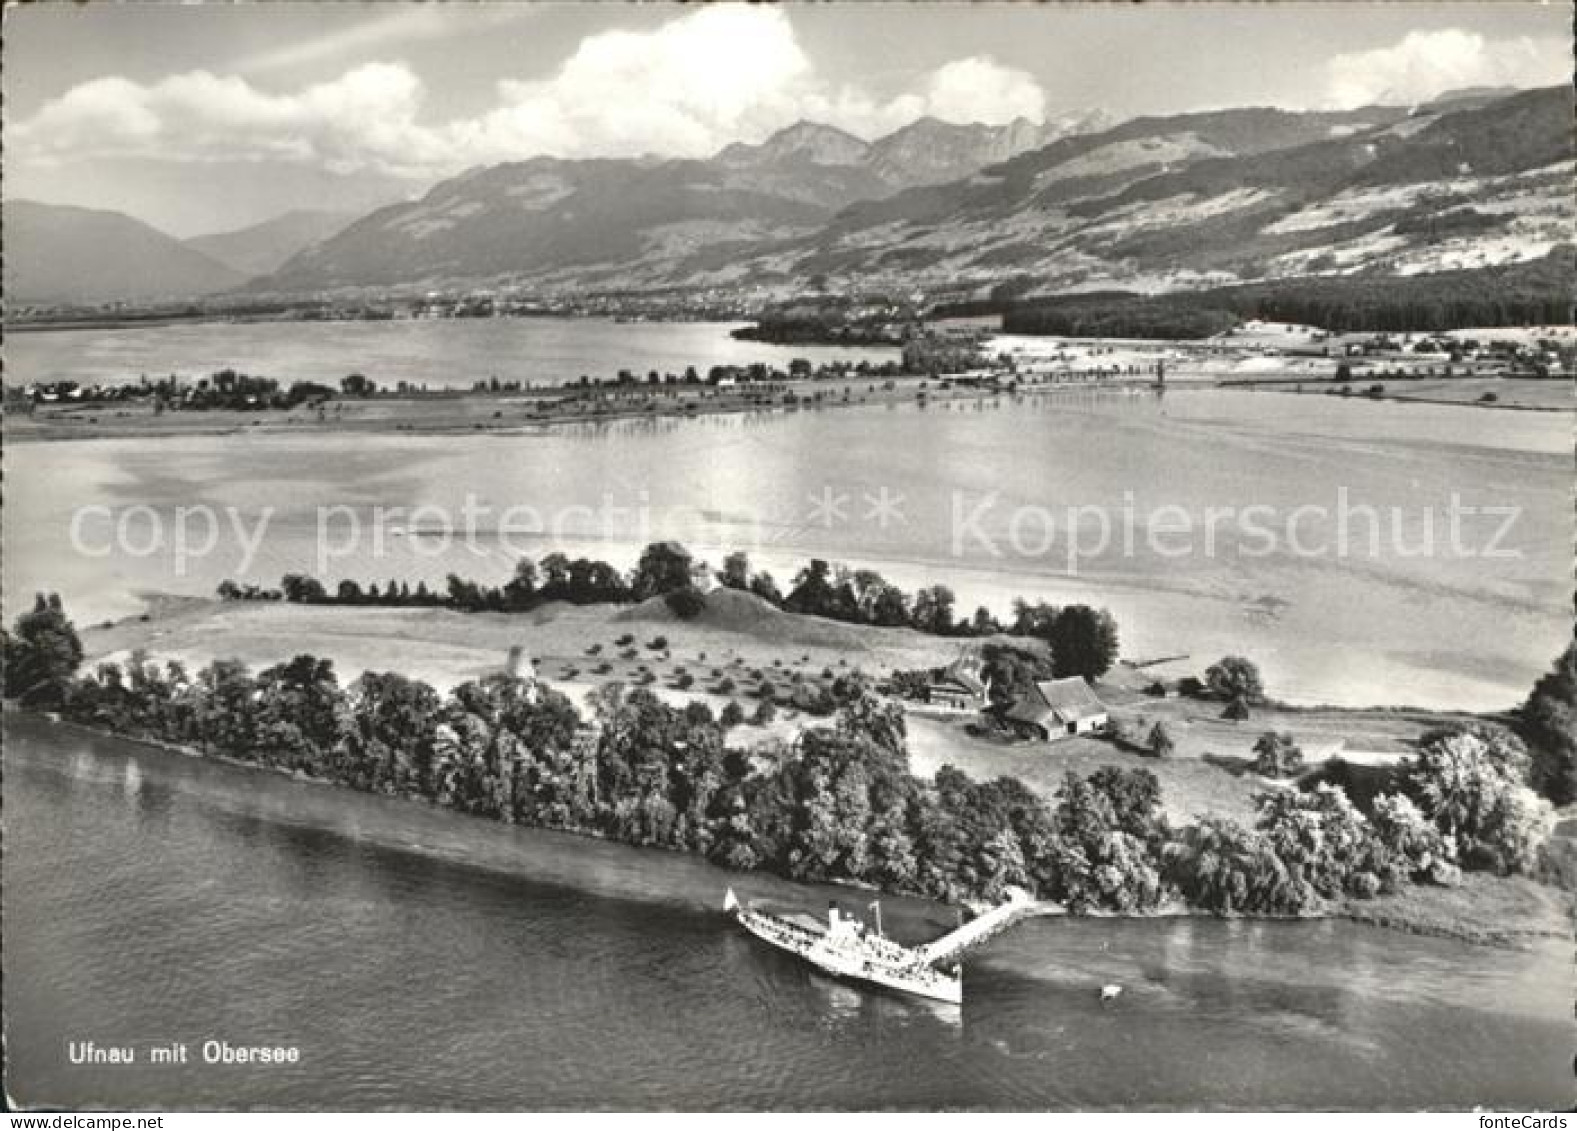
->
[184,209,358,278]
[6,88,1571,309]
[710,85,1573,304]
[249,86,1573,302]
[4,114,1105,308]
[248,112,1118,295]
[3,201,249,306]
[3,202,364,307]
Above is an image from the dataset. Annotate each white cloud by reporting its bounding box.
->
[11,62,440,177]
[920,57,1046,125]
[470,6,818,160]
[1324,29,1569,109]
[787,55,1045,139]
[7,7,1050,180]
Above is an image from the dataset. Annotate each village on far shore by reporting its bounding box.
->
[6,318,1574,444]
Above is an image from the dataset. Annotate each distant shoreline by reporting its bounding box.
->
[4,315,237,333]
[7,371,1567,444]
[2,372,1172,442]
[1222,377,1571,413]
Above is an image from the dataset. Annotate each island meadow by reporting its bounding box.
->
[6,531,1571,936]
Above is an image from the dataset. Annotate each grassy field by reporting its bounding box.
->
[85,589,976,681]
[1341,873,1572,945]
[91,590,1470,804]
[906,715,1266,826]
[905,696,1481,827]
[81,590,986,744]
[1222,375,1570,411]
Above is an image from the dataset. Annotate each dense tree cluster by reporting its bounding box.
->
[50,635,1171,907]
[1002,298,1240,341]
[772,558,971,634]
[1036,603,1122,680]
[730,294,917,352]
[1039,768,1169,911]
[9,595,1556,921]
[977,641,1056,707]
[1205,656,1265,704]
[1400,726,1551,876]
[731,320,909,351]
[1,593,84,707]
[900,332,992,376]
[1519,641,1577,805]
[1000,247,1575,337]
[998,600,1120,679]
[225,546,1123,651]
[1163,817,1309,915]
[1167,724,1552,914]
[28,370,340,412]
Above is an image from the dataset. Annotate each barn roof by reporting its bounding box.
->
[1005,677,1107,729]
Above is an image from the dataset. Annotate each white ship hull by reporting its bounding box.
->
[728,892,963,1005]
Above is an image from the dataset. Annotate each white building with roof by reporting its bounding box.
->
[1004,677,1109,740]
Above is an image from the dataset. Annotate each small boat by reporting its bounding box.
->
[724,887,1034,1005]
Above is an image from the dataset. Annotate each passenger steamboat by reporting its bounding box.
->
[723,887,1034,1004]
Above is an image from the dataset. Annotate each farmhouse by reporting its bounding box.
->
[927,653,991,712]
[1005,677,1109,740]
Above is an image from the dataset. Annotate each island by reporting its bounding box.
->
[6,536,1571,948]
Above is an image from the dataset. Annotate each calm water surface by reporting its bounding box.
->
[3,317,897,389]
[4,381,1566,709]
[4,714,1568,1110]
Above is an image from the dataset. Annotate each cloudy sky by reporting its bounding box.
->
[4,2,1570,236]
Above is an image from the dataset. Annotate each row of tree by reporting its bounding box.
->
[28,370,340,411]
[45,632,1167,905]
[1002,300,1240,341]
[1000,247,1576,337]
[3,595,1561,917]
[219,544,1125,677]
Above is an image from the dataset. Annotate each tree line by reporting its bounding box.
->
[218,543,1124,678]
[2,594,1563,918]
[27,369,345,412]
[999,247,1576,338]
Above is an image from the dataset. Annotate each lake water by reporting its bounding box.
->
[3,317,898,389]
[4,713,1568,1110]
[4,372,1567,709]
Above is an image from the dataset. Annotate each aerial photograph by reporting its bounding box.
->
[1,0,1572,1115]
